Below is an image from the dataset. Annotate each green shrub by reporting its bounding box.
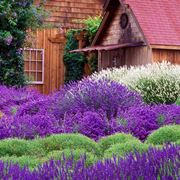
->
[175,140,180,145]
[104,141,149,159]
[0,139,29,157]
[176,97,180,105]
[39,134,101,157]
[47,149,98,166]
[26,140,46,157]
[145,125,180,145]
[0,139,46,158]
[0,156,42,170]
[98,133,139,153]
[80,16,102,43]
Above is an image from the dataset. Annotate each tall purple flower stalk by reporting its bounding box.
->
[0,145,179,179]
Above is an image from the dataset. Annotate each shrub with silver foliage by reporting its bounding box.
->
[92,62,180,104]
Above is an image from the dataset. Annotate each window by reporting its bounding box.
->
[23,48,44,84]
[120,13,129,29]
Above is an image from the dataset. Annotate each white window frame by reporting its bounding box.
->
[23,48,44,85]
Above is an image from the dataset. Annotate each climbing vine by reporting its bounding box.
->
[64,16,102,83]
[0,0,47,87]
[63,30,86,83]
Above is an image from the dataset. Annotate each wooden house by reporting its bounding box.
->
[24,0,104,94]
[72,0,180,70]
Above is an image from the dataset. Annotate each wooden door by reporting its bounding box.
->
[25,28,66,94]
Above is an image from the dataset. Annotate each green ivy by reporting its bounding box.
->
[64,16,102,83]
[0,0,47,87]
[63,30,86,83]
[81,16,102,44]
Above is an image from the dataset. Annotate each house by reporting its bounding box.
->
[24,0,104,94]
[72,0,180,70]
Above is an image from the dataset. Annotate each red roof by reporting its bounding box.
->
[124,0,180,46]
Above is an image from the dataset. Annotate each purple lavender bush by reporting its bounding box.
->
[52,78,143,119]
[114,104,180,140]
[0,113,62,139]
[0,145,179,179]
[60,103,180,141]
[0,86,43,117]
[62,111,110,140]
[0,79,179,141]
[15,97,54,117]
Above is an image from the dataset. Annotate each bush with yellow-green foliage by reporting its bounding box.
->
[0,134,101,169]
[98,133,138,153]
[0,155,43,170]
[145,125,180,145]
[0,139,46,157]
[47,149,98,166]
[104,140,149,159]
[175,140,180,145]
[38,133,101,157]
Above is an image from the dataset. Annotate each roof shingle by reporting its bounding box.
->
[124,0,180,46]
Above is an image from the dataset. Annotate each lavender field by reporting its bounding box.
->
[0,63,180,179]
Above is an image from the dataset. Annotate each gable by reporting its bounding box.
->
[93,2,146,46]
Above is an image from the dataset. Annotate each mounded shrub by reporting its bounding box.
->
[26,140,46,157]
[39,134,101,157]
[47,149,98,166]
[118,106,158,140]
[145,125,180,145]
[135,77,179,104]
[98,133,138,153]
[104,141,149,158]
[175,140,180,145]
[0,139,29,157]
[0,156,42,170]
[92,62,180,104]
[0,138,46,157]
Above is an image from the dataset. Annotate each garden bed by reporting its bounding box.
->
[0,62,179,179]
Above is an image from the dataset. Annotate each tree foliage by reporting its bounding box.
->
[0,0,47,87]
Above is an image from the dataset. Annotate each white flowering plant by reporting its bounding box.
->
[91,62,180,104]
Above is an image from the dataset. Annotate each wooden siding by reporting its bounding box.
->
[125,46,152,66]
[99,49,125,70]
[34,0,103,29]
[28,0,103,94]
[152,49,180,64]
[27,28,65,94]
[98,4,145,46]
[99,46,152,70]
